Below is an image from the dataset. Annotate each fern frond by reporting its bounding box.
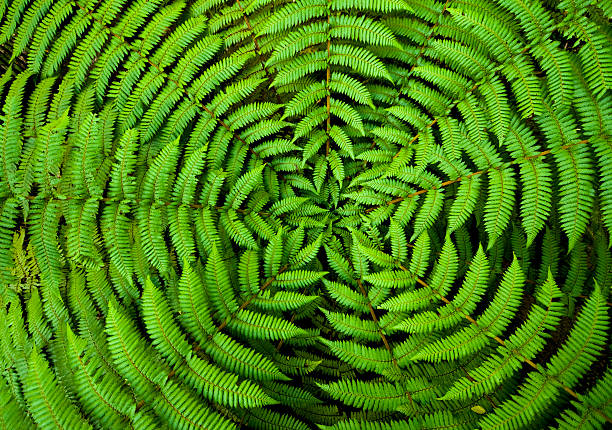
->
[24,348,92,429]
[319,379,411,412]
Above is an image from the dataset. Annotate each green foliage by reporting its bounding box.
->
[0,0,610,429]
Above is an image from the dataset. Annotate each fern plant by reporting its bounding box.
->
[0,0,610,428]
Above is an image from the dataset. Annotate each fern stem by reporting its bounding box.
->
[356,278,398,367]
[402,0,451,82]
[459,365,497,409]
[235,0,282,105]
[367,140,589,214]
[22,195,272,219]
[325,5,331,157]
[213,264,290,334]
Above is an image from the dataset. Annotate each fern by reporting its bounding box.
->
[0,0,610,428]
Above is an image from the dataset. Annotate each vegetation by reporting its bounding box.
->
[0,0,610,428]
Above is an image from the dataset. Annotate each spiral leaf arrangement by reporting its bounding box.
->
[0,0,611,429]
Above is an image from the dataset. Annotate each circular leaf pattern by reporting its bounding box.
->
[0,1,610,429]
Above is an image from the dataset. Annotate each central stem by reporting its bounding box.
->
[325,6,331,157]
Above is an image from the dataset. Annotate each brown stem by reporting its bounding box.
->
[459,365,497,409]
[235,0,282,105]
[366,140,588,214]
[356,279,398,366]
[213,264,289,334]
[325,12,331,157]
